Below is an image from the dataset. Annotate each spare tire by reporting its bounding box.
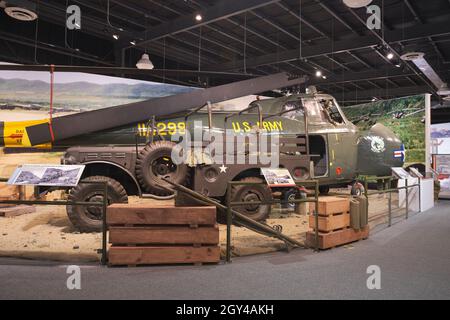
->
[136,141,189,196]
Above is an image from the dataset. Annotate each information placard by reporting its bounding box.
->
[261,168,296,187]
[8,164,85,187]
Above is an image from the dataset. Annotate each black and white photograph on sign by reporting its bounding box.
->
[261,168,296,187]
[8,165,85,187]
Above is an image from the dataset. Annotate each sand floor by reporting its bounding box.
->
[0,148,412,263]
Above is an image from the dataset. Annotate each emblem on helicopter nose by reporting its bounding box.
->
[369,136,386,153]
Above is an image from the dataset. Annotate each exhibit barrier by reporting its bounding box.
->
[0,178,109,265]
[362,176,420,228]
[329,176,420,229]
[225,180,320,262]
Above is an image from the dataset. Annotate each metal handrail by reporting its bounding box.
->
[0,178,109,265]
[225,179,320,262]
[224,102,264,130]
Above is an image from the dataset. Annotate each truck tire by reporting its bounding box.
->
[136,141,189,196]
[231,177,272,221]
[67,176,128,233]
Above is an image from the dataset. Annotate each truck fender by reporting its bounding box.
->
[81,161,142,196]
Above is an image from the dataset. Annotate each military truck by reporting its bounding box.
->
[57,88,404,232]
[0,72,405,232]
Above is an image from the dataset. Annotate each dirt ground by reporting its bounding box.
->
[0,148,408,263]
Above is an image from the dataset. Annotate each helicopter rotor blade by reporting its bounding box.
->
[0,64,257,79]
[25,72,307,146]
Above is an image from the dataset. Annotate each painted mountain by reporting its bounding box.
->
[0,77,195,112]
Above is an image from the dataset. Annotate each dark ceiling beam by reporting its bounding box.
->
[71,0,145,31]
[135,0,281,47]
[367,80,383,89]
[330,85,431,102]
[312,0,358,35]
[402,0,448,63]
[0,31,112,66]
[404,0,424,24]
[325,54,353,71]
[346,7,438,96]
[311,69,415,86]
[214,18,450,72]
[347,51,373,69]
[249,10,300,42]
[208,34,377,70]
[276,1,328,38]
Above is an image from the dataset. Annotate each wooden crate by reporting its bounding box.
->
[107,205,220,266]
[309,213,350,233]
[109,246,220,266]
[309,197,350,216]
[109,226,219,245]
[306,226,370,250]
[107,205,216,226]
[0,184,19,202]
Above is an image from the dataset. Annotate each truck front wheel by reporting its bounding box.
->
[231,177,272,221]
[67,176,128,233]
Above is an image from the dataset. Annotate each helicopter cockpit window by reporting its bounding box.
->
[282,101,304,119]
[320,99,345,124]
[302,99,326,123]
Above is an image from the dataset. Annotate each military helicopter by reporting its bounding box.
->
[1,69,405,232]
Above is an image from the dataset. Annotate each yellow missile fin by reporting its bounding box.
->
[0,119,52,149]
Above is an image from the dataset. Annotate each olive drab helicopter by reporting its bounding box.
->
[0,70,405,232]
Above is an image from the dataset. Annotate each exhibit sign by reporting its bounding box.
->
[261,168,296,187]
[433,154,450,199]
[431,123,450,155]
[8,164,85,187]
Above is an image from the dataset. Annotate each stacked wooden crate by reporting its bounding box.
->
[107,204,220,266]
[306,197,369,249]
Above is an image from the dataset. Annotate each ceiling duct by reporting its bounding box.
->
[401,52,448,96]
[3,0,37,21]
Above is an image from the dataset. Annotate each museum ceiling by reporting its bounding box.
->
[1,0,450,107]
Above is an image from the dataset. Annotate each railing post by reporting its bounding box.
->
[405,179,409,220]
[226,183,233,263]
[388,191,392,227]
[101,182,108,266]
[314,181,319,252]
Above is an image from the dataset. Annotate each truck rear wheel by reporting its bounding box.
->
[231,177,272,221]
[136,141,189,196]
[67,176,128,233]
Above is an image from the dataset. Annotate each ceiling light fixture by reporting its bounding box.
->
[315,70,323,78]
[195,14,203,22]
[342,0,373,8]
[136,53,154,70]
[130,40,136,46]
[386,52,394,60]
[112,34,119,40]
